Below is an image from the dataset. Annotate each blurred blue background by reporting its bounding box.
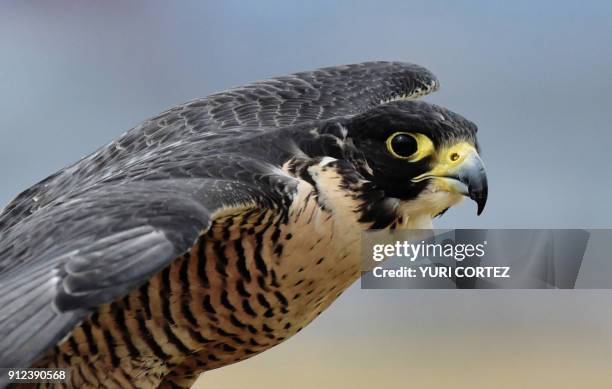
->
[1,1,611,387]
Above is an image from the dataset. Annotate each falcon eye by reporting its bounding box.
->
[388,134,417,158]
[385,132,434,162]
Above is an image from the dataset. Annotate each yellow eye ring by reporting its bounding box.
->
[385,132,434,162]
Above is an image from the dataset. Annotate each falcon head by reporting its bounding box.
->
[323,100,487,226]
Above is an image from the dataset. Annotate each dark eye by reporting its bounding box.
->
[385,132,434,161]
[387,133,417,158]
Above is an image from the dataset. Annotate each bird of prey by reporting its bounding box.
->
[0,61,487,388]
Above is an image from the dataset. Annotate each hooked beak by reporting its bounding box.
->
[411,143,488,215]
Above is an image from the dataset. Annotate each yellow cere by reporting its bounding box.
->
[411,141,479,190]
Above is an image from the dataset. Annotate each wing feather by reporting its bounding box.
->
[0,61,437,232]
[0,175,293,369]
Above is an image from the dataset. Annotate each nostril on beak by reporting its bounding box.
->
[450,152,460,162]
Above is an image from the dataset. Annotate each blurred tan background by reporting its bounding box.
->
[196,289,612,388]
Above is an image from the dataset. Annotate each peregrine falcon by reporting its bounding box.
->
[0,62,487,388]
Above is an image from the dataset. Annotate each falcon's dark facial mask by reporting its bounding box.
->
[345,100,488,215]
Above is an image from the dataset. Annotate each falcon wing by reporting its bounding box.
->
[0,61,438,232]
[201,60,438,130]
[0,170,294,369]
